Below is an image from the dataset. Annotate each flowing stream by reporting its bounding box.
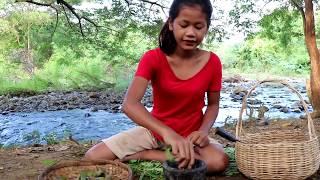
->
[0,80,311,147]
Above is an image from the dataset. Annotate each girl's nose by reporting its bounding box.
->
[185,27,196,37]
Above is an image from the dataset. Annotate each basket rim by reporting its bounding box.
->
[235,136,318,147]
[38,160,133,180]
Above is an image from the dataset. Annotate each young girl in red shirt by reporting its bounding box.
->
[85,0,229,173]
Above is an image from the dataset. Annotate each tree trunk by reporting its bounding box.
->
[25,21,34,75]
[304,0,320,118]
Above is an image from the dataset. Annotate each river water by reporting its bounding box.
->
[0,80,311,147]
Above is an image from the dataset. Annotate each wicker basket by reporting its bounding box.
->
[38,160,133,180]
[235,80,320,180]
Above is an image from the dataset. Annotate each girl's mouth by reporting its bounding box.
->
[183,40,197,46]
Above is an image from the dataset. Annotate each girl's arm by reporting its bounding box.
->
[122,76,195,168]
[200,91,220,133]
[188,91,220,147]
[122,77,171,137]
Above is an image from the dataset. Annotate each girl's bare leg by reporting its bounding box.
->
[84,142,117,160]
[121,149,166,162]
[84,142,165,162]
[195,143,229,173]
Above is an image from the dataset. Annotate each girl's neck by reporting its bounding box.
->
[172,47,200,60]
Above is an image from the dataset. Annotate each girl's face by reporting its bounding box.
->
[169,5,208,52]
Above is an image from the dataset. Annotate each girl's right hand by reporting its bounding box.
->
[163,130,195,169]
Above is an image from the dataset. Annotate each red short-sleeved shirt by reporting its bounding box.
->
[135,48,222,141]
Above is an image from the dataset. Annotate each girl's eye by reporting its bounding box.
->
[195,24,205,30]
[180,24,188,28]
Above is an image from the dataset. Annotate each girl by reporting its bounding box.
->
[85,0,229,173]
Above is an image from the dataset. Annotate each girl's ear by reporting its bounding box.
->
[168,18,173,31]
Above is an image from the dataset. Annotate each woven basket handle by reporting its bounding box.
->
[235,79,316,140]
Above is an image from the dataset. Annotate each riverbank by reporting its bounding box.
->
[1,117,320,179]
[0,75,309,115]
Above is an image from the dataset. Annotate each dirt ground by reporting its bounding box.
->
[1,118,320,180]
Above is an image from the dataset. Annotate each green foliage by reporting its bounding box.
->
[259,8,302,48]
[224,147,239,176]
[21,130,75,146]
[41,159,57,167]
[229,0,258,35]
[0,1,157,94]
[221,7,311,76]
[1,143,19,149]
[42,132,58,145]
[23,130,41,144]
[164,146,175,163]
[63,129,72,140]
[229,36,309,75]
[128,160,163,180]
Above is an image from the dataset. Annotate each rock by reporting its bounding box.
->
[233,86,248,95]
[88,92,100,98]
[57,145,69,151]
[84,113,91,117]
[230,94,243,101]
[29,147,45,153]
[300,115,307,119]
[292,109,302,113]
[32,155,40,158]
[90,107,98,112]
[223,75,246,83]
[280,107,289,113]
[238,92,246,97]
[272,104,283,109]
[111,105,120,111]
[256,119,269,126]
[1,112,9,115]
[247,99,262,105]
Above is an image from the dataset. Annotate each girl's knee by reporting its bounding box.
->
[84,149,96,160]
[83,142,117,161]
[206,152,229,173]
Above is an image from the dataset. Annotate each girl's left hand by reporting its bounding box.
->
[187,131,209,148]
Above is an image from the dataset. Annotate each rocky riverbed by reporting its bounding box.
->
[0,76,310,115]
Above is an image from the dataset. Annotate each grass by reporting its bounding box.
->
[128,147,240,179]
[41,159,58,167]
[128,160,163,180]
[223,147,239,176]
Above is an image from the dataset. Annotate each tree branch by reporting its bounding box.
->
[125,0,168,16]
[291,0,306,34]
[139,0,166,9]
[62,5,73,29]
[24,0,52,6]
[51,6,59,37]
[16,0,99,36]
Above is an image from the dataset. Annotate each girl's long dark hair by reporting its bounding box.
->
[159,0,213,55]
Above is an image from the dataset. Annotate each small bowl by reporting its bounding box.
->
[163,159,207,180]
